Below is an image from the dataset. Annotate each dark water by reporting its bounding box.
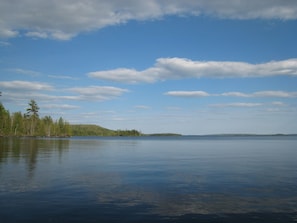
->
[0,136,297,223]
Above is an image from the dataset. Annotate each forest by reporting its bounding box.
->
[0,98,141,137]
[0,99,71,137]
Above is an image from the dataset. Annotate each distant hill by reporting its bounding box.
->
[70,124,142,136]
[70,124,116,136]
[146,133,182,137]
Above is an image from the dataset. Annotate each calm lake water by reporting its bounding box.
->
[0,136,297,222]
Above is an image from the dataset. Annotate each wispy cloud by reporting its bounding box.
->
[165,90,297,98]
[25,31,48,39]
[0,28,18,38]
[0,80,52,91]
[88,68,159,84]
[48,75,79,80]
[1,0,297,40]
[6,69,78,80]
[0,41,10,46]
[0,91,60,105]
[209,101,293,110]
[221,91,297,98]
[42,104,80,110]
[134,105,151,109]
[0,81,129,104]
[165,91,210,97]
[89,58,297,83]
[271,101,285,106]
[211,103,263,108]
[252,91,297,98]
[67,86,129,101]
[221,92,251,97]
[8,68,41,77]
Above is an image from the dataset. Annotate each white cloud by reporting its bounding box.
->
[271,101,285,106]
[0,41,10,46]
[209,101,293,114]
[200,0,297,20]
[165,91,210,97]
[134,105,151,110]
[42,104,80,110]
[211,102,263,108]
[1,91,65,104]
[0,80,52,91]
[8,68,41,77]
[157,57,297,78]
[89,58,297,83]
[0,28,18,38]
[88,68,159,84]
[0,81,129,104]
[221,92,250,97]
[25,31,48,39]
[1,0,297,40]
[48,75,79,80]
[252,91,297,98]
[165,90,297,98]
[222,90,297,98]
[68,86,129,101]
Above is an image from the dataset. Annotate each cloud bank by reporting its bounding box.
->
[89,58,297,83]
[1,0,297,40]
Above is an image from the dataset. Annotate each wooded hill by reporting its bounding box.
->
[71,124,142,136]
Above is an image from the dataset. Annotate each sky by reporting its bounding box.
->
[0,0,297,135]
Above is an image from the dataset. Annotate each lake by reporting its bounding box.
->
[0,136,297,222]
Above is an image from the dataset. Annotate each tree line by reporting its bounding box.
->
[0,97,142,137]
[0,99,71,137]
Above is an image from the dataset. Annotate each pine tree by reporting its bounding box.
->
[26,99,40,136]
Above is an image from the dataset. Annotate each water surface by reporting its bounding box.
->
[1,136,297,222]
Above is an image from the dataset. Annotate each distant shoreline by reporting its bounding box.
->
[1,133,297,138]
[184,133,297,137]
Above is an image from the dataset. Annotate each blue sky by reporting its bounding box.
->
[1,0,297,135]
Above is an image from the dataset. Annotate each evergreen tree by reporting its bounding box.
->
[26,100,39,136]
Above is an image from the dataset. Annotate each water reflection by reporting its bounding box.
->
[0,137,69,178]
[1,136,297,222]
[77,167,297,217]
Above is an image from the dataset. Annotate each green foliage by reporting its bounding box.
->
[70,125,142,136]
[11,112,24,136]
[0,100,141,137]
[26,99,39,118]
[115,129,142,136]
[0,100,71,137]
[147,133,182,136]
[0,103,10,135]
[71,124,115,136]
[26,99,40,136]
